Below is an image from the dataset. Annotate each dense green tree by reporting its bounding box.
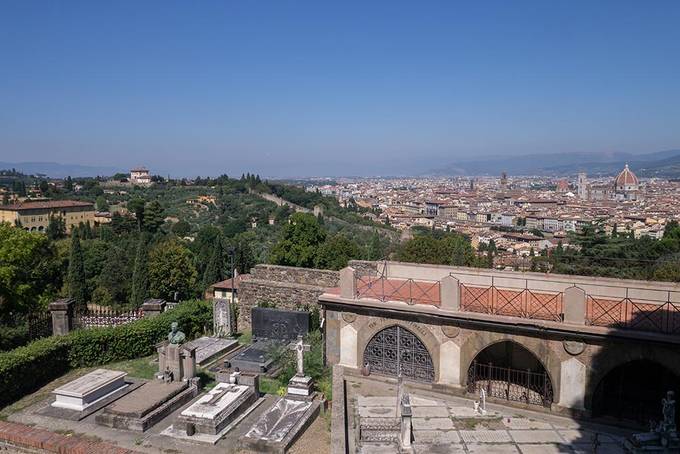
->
[95,195,109,212]
[315,234,361,270]
[98,245,132,304]
[64,176,74,191]
[270,213,326,268]
[202,236,225,289]
[0,224,59,318]
[397,232,478,267]
[67,231,87,306]
[39,180,49,194]
[128,197,146,231]
[148,238,198,301]
[171,220,191,237]
[46,215,66,240]
[130,235,149,307]
[144,200,165,233]
[366,230,385,261]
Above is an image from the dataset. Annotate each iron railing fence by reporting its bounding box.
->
[73,306,144,330]
[355,275,441,306]
[586,296,680,335]
[467,360,553,407]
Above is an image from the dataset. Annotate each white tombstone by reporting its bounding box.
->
[52,369,128,412]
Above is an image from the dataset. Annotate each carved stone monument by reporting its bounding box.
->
[287,336,314,399]
[625,390,679,452]
[156,323,196,382]
[213,298,234,337]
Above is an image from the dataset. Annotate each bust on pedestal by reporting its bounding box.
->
[286,335,314,399]
[157,322,196,382]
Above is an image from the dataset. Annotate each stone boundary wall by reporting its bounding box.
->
[237,262,381,329]
[250,264,339,287]
[238,264,340,329]
[0,420,140,454]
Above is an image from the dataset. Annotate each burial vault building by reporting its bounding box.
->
[319,261,680,426]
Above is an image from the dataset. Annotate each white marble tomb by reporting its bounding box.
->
[52,369,128,412]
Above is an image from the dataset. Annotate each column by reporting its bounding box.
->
[142,298,166,318]
[49,298,75,336]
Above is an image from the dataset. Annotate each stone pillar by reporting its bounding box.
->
[340,267,357,299]
[438,341,461,386]
[563,286,586,325]
[440,275,460,311]
[400,395,413,449]
[339,323,358,368]
[558,357,586,410]
[181,345,197,380]
[212,298,233,337]
[49,298,75,336]
[142,298,166,318]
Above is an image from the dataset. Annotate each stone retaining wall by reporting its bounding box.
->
[0,420,140,454]
[237,264,341,329]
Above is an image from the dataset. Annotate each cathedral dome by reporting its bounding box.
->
[615,164,639,187]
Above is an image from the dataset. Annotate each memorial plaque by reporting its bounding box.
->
[251,307,310,342]
[213,299,233,337]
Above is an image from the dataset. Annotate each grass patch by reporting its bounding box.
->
[259,377,285,395]
[236,330,252,345]
[107,355,157,379]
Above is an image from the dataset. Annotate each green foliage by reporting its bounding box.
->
[46,215,66,240]
[0,224,61,318]
[202,236,225,290]
[0,300,210,408]
[95,195,109,212]
[270,213,327,268]
[130,235,149,307]
[67,232,87,305]
[171,220,191,237]
[551,222,680,281]
[143,200,165,233]
[314,234,362,270]
[148,238,198,301]
[397,231,479,267]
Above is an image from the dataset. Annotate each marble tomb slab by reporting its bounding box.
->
[242,396,320,453]
[39,369,142,421]
[96,379,199,432]
[162,383,261,444]
[184,336,238,367]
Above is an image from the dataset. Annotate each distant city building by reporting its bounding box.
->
[577,173,588,200]
[130,167,152,186]
[614,164,640,201]
[0,200,95,233]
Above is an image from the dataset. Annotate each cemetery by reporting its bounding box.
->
[0,297,330,454]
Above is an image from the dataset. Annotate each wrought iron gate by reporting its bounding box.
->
[467,360,553,407]
[363,326,435,383]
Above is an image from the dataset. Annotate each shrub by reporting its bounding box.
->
[0,300,210,408]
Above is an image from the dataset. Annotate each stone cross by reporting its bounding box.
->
[289,335,311,377]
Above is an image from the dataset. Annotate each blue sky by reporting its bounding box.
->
[1,1,679,177]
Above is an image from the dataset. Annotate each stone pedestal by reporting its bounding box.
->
[142,299,166,318]
[287,375,314,399]
[49,298,75,336]
[157,341,197,382]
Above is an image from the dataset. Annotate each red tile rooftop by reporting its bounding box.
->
[0,200,94,211]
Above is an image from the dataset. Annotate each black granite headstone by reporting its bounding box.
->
[251,307,310,342]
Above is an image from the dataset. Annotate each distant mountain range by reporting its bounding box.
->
[429,149,680,178]
[0,162,122,178]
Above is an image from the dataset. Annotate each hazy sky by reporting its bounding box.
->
[1,1,680,177]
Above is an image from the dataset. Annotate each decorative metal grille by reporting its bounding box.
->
[363,326,435,383]
[73,306,144,330]
[467,361,553,407]
[586,297,680,334]
[460,284,564,323]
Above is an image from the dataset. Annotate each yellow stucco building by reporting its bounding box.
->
[0,200,95,233]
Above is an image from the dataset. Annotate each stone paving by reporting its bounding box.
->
[352,380,629,454]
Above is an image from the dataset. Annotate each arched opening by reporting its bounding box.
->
[592,360,679,427]
[363,325,434,383]
[467,341,553,407]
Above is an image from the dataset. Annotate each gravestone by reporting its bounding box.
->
[52,369,128,412]
[185,336,239,367]
[286,336,313,399]
[251,307,310,342]
[156,323,197,381]
[41,368,143,421]
[161,378,262,444]
[213,298,234,337]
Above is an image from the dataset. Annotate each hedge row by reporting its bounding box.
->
[0,300,211,408]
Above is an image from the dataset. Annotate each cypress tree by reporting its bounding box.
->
[68,231,87,306]
[130,234,149,307]
[202,236,224,290]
